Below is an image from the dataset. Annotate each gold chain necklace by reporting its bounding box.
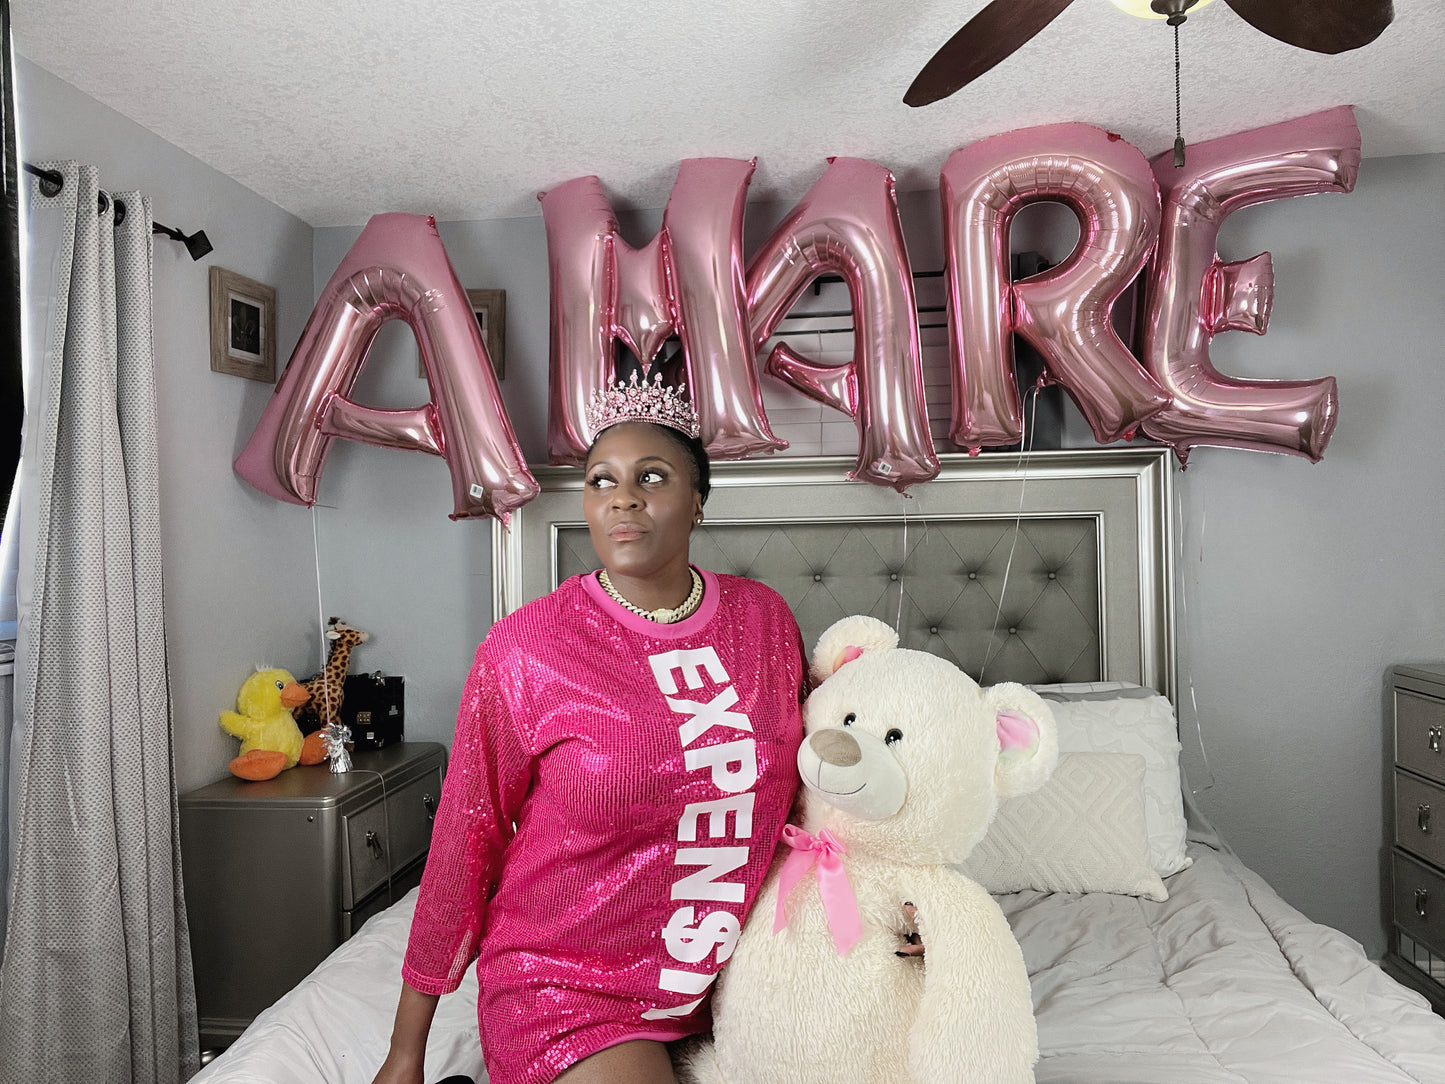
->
[598,568,703,624]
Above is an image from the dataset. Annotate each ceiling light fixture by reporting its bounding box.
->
[1107,0,1217,18]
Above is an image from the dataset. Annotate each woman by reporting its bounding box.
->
[373,374,806,1084]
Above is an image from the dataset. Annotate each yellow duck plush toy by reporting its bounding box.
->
[220,667,320,781]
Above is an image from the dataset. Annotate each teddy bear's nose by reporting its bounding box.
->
[810,729,862,767]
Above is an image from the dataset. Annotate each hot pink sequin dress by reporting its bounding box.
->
[402,568,805,1084]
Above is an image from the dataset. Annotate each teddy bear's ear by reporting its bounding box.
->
[982,683,1059,798]
[810,615,899,684]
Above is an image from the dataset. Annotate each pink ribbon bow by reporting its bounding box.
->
[773,824,862,956]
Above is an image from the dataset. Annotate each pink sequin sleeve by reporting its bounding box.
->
[402,648,532,996]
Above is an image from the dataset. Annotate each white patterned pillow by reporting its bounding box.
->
[959,752,1167,901]
[1029,683,1191,877]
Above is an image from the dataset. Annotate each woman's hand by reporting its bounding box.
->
[369,1048,425,1084]
[371,983,440,1084]
[896,901,925,958]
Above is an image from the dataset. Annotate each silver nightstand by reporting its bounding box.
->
[1384,665,1445,1014]
[180,741,446,1050]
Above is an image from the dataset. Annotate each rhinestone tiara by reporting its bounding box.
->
[585,371,701,440]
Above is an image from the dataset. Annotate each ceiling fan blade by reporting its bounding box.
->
[1222,0,1393,55]
[904,0,1079,107]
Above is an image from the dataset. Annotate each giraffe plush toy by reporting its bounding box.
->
[295,618,370,763]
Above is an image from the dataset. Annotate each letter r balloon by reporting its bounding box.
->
[940,123,1170,451]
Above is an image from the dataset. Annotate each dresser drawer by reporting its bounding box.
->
[1393,850,1445,955]
[386,768,442,872]
[341,764,442,908]
[343,854,428,939]
[343,797,392,908]
[1397,771,1445,868]
[1396,690,1445,786]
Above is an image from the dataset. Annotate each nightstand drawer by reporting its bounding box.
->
[1396,691,1445,786]
[343,798,393,908]
[1394,850,1445,954]
[341,764,442,908]
[1397,771,1445,868]
[387,769,441,872]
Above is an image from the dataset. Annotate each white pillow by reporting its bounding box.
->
[959,752,1167,901]
[1029,683,1191,877]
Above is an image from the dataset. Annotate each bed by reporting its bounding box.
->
[192,448,1445,1083]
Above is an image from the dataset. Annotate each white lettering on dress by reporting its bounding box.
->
[644,641,762,1019]
[648,647,728,695]
[677,793,755,842]
[661,905,742,964]
[683,739,758,793]
[669,684,754,746]
[671,847,750,902]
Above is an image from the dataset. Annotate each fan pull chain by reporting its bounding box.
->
[1172,16,1186,167]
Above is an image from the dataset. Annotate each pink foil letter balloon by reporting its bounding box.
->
[233,213,537,522]
[1138,107,1357,463]
[940,123,1170,451]
[539,159,786,465]
[747,158,938,491]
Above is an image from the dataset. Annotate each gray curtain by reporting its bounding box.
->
[0,162,199,1082]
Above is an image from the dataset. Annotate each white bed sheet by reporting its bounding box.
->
[189,897,484,1084]
[192,841,1445,1084]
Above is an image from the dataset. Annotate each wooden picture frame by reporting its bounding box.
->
[419,288,506,380]
[209,267,277,382]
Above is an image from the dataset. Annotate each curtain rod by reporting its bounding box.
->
[22,161,213,260]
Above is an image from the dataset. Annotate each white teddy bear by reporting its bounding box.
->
[677,614,1058,1084]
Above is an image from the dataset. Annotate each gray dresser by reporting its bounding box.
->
[180,741,446,1050]
[1385,665,1445,1013]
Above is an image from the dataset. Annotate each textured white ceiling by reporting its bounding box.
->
[12,1,1444,227]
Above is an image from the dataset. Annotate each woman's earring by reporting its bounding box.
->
[695,514,704,525]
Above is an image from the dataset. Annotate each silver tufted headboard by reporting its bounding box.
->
[493,448,1175,697]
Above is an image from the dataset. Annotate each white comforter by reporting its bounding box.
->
[193,839,1445,1084]
[1004,836,1445,1083]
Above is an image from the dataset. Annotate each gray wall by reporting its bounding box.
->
[1166,152,1445,958]
[15,57,318,792]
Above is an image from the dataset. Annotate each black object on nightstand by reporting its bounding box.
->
[1384,665,1445,1015]
[180,741,446,1051]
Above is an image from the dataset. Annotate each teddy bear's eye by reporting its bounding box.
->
[885,728,904,746]
[842,713,856,727]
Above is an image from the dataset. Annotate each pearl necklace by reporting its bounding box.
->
[599,568,703,624]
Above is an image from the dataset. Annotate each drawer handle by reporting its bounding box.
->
[1417,887,1430,919]
[1431,726,1443,754]
[1420,803,1433,834]
[423,793,436,822]
[365,829,385,860]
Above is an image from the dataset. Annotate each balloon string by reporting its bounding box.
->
[894,502,908,634]
[979,380,1039,685]
[310,504,330,700]
[1174,472,1215,793]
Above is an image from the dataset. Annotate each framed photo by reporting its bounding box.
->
[209,267,276,382]
[419,288,506,380]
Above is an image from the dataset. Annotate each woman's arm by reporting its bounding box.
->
[371,982,440,1084]
[402,650,530,994]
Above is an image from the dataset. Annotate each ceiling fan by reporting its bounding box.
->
[904,0,1395,109]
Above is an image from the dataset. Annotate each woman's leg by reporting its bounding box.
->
[553,1040,677,1084]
